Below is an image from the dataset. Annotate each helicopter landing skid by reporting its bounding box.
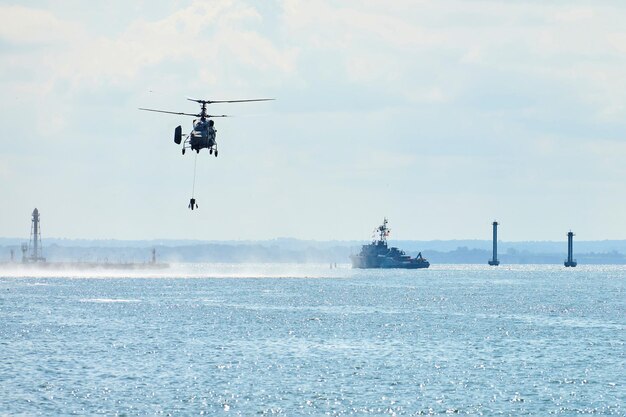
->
[180,140,218,157]
[179,136,217,157]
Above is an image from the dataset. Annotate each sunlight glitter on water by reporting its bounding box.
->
[2,262,623,280]
[0,265,624,415]
[0,263,357,279]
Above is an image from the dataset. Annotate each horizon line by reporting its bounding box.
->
[1,236,626,244]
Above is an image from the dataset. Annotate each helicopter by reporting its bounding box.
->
[140,96,273,210]
[139,97,274,156]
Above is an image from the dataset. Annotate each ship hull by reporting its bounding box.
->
[350,255,429,269]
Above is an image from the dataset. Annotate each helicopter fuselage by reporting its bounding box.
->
[189,119,217,152]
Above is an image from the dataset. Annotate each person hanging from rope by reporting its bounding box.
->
[189,198,198,210]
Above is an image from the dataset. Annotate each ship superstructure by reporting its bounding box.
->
[350,218,429,269]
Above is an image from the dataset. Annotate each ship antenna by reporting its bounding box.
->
[378,218,390,242]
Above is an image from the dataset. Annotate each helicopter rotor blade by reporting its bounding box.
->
[206,114,230,118]
[138,108,199,117]
[186,97,274,104]
[210,99,274,104]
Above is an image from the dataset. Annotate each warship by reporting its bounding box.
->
[350,218,430,269]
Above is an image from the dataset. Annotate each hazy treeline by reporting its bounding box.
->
[1,238,626,264]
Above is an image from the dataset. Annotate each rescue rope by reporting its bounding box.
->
[191,152,198,198]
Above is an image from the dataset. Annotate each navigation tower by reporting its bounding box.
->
[488,221,500,266]
[564,231,577,267]
[27,208,46,263]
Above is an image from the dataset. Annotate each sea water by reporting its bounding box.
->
[0,264,624,415]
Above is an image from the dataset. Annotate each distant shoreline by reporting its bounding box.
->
[1,238,625,265]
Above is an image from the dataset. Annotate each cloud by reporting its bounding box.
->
[1,1,626,240]
[279,0,626,121]
[1,1,297,91]
[0,5,83,45]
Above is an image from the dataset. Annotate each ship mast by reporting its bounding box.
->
[375,218,390,243]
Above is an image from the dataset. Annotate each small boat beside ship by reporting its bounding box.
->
[350,218,430,269]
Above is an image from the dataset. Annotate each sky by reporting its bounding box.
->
[1,0,625,241]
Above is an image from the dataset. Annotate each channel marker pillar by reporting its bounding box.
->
[564,231,577,267]
[488,221,500,266]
